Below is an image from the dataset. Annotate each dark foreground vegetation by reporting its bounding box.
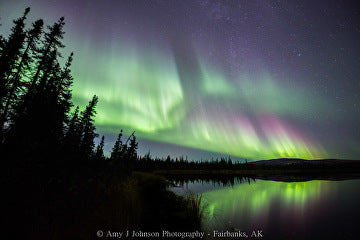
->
[0,9,202,239]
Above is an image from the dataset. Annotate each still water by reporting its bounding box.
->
[171,178,360,239]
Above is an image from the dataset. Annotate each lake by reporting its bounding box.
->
[171,178,360,239]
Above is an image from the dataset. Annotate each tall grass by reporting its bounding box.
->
[184,194,207,228]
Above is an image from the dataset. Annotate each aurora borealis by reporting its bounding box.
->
[1,0,359,160]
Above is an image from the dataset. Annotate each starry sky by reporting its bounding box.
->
[1,0,359,160]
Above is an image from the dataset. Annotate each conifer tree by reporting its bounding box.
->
[0,7,30,109]
[56,52,74,122]
[0,18,5,53]
[28,17,65,93]
[79,95,99,158]
[0,35,4,52]
[63,106,81,155]
[36,49,58,94]
[95,135,105,161]
[128,134,138,161]
[0,19,44,129]
[65,106,80,137]
[111,130,123,162]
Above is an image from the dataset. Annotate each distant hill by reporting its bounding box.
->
[250,158,360,166]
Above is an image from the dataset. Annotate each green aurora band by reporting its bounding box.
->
[71,42,327,159]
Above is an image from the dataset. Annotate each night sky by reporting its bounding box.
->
[1,0,359,160]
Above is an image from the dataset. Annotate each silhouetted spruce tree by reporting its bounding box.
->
[123,132,138,171]
[128,134,138,161]
[0,18,5,51]
[95,135,105,161]
[121,131,135,159]
[35,49,58,95]
[40,51,74,147]
[44,52,75,153]
[56,52,74,118]
[0,17,5,55]
[0,8,30,127]
[79,95,99,159]
[110,130,123,162]
[0,35,4,52]
[28,16,65,94]
[0,19,44,130]
[63,106,81,157]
